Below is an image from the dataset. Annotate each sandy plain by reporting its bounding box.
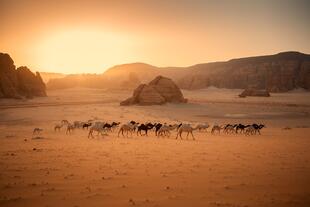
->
[0,87,309,207]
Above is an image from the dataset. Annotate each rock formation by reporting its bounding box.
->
[239,89,270,98]
[120,76,187,105]
[177,52,310,92]
[0,53,46,99]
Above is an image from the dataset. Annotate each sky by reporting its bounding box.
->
[0,0,309,74]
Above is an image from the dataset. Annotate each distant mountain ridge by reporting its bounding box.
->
[46,51,310,92]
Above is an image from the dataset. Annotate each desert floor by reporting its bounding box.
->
[0,88,310,207]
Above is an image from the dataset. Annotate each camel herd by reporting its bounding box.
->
[32,119,265,140]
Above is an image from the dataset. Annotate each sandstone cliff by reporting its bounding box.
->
[0,53,46,99]
[177,52,310,92]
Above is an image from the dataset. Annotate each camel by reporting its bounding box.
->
[252,124,265,135]
[176,124,198,140]
[118,123,138,137]
[154,123,163,136]
[245,124,265,135]
[61,120,69,125]
[33,128,43,136]
[82,123,92,130]
[103,122,120,132]
[66,124,75,134]
[223,124,237,134]
[211,124,222,134]
[235,124,251,134]
[73,121,86,128]
[137,123,155,136]
[54,123,63,131]
[111,122,120,131]
[157,124,178,137]
[93,121,105,129]
[195,123,210,132]
[245,126,256,135]
[88,125,106,138]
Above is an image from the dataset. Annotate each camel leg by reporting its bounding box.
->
[180,131,183,139]
[186,132,189,139]
[191,131,195,140]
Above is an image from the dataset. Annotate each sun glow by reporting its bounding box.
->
[34,29,137,74]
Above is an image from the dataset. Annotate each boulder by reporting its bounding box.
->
[120,76,187,105]
[0,53,47,99]
[148,76,187,102]
[239,88,270,98]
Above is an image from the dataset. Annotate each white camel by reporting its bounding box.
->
[176,124,198,140]
[195,123,210,132]
[157,124,178,137]
[118,123,138,137]
[94,121,105,128]
[88,125,106,138]
[74,121,85,128]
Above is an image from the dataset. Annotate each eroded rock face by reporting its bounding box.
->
[0,53,46,99]
[120,76,187,106]
[177,52,310,92]
[16,67,47,98]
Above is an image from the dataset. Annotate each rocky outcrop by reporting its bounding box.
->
[16,67,47,98]
[120,76,187,105]
[239,89,270,98]
[177,52,310,92]
[0,53,46,99]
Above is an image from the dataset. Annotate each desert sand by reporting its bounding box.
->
[0,88,310,207]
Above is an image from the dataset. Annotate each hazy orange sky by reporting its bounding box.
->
[1,0,309,74]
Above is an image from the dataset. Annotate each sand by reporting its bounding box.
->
[0,88,310,207]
